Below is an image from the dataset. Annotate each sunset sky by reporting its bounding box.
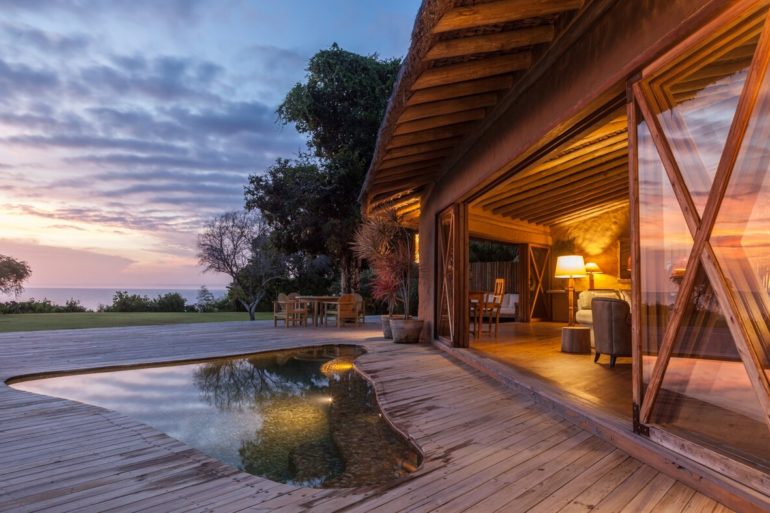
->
[0,0,417,288]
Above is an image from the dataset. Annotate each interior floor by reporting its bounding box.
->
[470,321,632,419]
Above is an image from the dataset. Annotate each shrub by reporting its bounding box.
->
[0,298,87,314]
[107,291,154,312]
[155,292,186,312]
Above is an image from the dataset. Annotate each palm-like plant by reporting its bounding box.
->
[352,209,415,318]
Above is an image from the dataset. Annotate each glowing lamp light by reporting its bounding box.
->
[554,255,587,278]
[555,255,586,326]
[584,262,602,290]
[320,359,354,376]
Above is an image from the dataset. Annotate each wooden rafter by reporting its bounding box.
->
[412,53,532,90]
[406,76,514,106]
[425,25,555,61]
[433,0,584,34]
[522,184,629,224]
[400,93,499,122]
[488,157,627,213]
[548,199,629,226]
[387,123,475,148]
[384,139,458,159]
[394,109,488,136]
[380,153,447,170]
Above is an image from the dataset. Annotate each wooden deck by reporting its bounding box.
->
[0,321,736,512]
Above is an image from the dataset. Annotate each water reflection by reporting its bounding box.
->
[11,346,420,488]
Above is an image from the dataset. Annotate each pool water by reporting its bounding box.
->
[11,346,420,488]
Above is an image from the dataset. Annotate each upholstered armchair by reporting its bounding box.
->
[592,297,632,367]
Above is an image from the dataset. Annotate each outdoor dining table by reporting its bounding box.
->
[295,295,340,326]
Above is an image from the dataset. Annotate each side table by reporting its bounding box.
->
[561,326,591,354]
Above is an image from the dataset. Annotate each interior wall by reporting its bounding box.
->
[550,205,631,292]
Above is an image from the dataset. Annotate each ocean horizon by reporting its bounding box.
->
[1,287,229,311]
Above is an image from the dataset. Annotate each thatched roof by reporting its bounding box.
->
[360,0,587,220]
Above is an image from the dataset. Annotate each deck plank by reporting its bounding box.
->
[0,322,737,512]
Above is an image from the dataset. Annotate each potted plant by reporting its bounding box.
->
[353,209,423,343]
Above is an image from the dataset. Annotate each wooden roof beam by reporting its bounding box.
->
[395,109,487,136]
[549,200,629,225]
[425,25,555,61]
[524,187,629,224]
[384,139,458,159]
[482,154,627,209]
[433,0,584,34]
[494,173,629,216]
[491,165,628,215]
[370,177,433,197]
[380,153,446,170]
[400,92,498,122]
[387,122,474,148]
[406,76,514,106]
[412,53,531,90]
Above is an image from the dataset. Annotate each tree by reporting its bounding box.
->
[197,211,283,320]
[246,44,400,292]
[0,255,31,297]
[196,286,216,312]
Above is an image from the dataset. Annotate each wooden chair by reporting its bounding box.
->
[325,294,358,327]
[469,291,484,338]
[273,293,307,328]
[288,292,310,323]
[352,293,366,325]
[481,278,505,337]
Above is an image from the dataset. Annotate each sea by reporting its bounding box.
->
[0,287,228,311]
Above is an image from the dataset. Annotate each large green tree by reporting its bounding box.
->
[245,44,400,292]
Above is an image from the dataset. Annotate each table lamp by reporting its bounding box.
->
[555,255,586,326]
[585,262,602,290]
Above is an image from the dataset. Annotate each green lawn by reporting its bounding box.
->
[0,311,272,333]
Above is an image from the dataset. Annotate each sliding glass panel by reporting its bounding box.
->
[637,120,693,393]
[711,48,770,379]
[650,266,770,469]
[645,8,766,214]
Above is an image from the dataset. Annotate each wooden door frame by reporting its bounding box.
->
[435,203,469,348]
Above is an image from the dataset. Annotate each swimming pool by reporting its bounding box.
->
[10,345,420,488]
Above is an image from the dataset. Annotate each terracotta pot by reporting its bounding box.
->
[389,319,424,344]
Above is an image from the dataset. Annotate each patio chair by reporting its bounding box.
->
[273,293,307,328]
[325,294,358,327]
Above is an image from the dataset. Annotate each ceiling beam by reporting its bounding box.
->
[433,0,584,34]
[395,109,487,136]
[549,200,629,225]
[406,76,513,106]
[400,92,498,122]
[426,25,555,61]
[523,186,628,224]
[412,52,531,90]
[492,165,628,215]
[483,153,627,209]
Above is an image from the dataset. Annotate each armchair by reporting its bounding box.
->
[592,297,632,367]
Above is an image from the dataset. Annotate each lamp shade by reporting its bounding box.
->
[584,262,602,274]
[554,255,587,278]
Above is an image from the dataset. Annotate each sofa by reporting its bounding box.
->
[483,293,519,320]
[575,289,631,347]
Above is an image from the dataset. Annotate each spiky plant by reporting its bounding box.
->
[352,209,415,317]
